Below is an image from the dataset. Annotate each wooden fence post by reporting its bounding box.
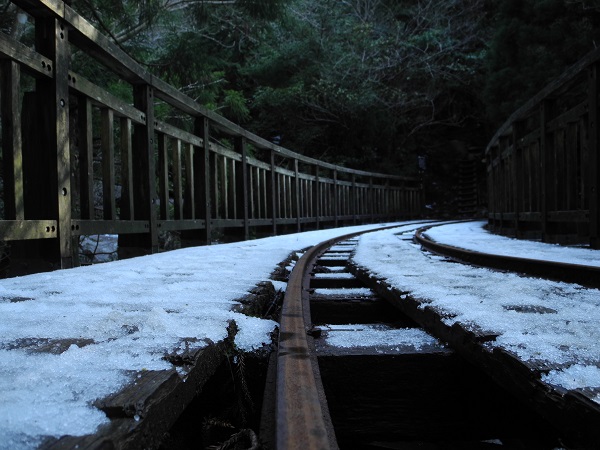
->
[119,84,158,256]
[235,136,249,240]
[351,174,357,224]
[196,117,212,243]
[313,165,321,229]
[101,108,116,220]
[120,117,134,220]
[1,61,23,221]
[158,133,169,220]
[333,169,339,227]
[539,103,548,241]
[34,17,72,268]
[294,159,301,232]
[369,176,375,223]
[512,121,524,238]
[589,63,600,249]
[78,97,94,220]
[269,150,277,235]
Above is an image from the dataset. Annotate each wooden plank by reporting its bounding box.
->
[35,16,72,268]
[157,134,169,220]
[0,31,53,79]
[120,117,134,220]
[155,120,202,147]
[195,117,211,244]
[249,166,256,219]
[133,84,158,252]
[172,138,183,220]
[547,210,590,222]
[220,156,229,219]
[268,151,277,234]
[71,220,149,235]
[333,170,339,227]
[157,219,206,232]
[294,160,301,231]
[184,143,195,219]
[78,96,94,220]
[95,369,180,419]
[589,63,600,248]
[565,123,577,210]
[0,220,58,240]
[235,136,249,240]
[69,73,144,125]
[540,101,550,241]
[512,122,523,234]
[313,165,321,229]
[101,108,116,220]
[262,168,268,220]
[1,60,23,220]
[43,338,230,450]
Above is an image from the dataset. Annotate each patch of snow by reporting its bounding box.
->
[542,364,600,390]
[312,287,374,296]
[313,272,354,279]
[424,221,600,267]
[322,324,443,351]
[0,222,408,447]
[352,223,600,395]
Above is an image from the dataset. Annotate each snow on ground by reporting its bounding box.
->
[321,324,444,352]
[353,221,600,399]
[424,220,600,267]
[0,222,402,450]
[4,219,599,449]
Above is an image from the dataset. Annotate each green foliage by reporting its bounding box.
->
[222,90,250,122]
[242,0,490,173]
[484,0,600,125]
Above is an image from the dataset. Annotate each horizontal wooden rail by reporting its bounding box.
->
[0,0,422,272]
[486,45,600,248]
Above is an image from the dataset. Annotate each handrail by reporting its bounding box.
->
[0,0,422,272]
[13,0,411,181]
[486,46,600,155]
[485,45,600,249]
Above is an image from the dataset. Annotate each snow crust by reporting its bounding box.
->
[312,287,374,296]
[425,220,600,267]
[353,222,600,397]
[0,222,400,449]
[313,272,355,279]
[321,324,443,351]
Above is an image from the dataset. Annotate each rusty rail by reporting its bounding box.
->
[0,0,422,270]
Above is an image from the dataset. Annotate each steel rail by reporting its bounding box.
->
[275,224,407,450]
[414,226,600,289]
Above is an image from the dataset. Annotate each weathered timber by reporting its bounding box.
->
[349,260,600,447]
[1,0,420,269]
[41,336,231,450]
[487,45,600,247]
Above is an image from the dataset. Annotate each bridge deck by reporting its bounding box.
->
[1,220,599,448]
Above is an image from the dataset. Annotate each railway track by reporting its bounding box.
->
[265,223,600,449]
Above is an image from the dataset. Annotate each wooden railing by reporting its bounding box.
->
[486,46,600,248]
[0,0,422,270]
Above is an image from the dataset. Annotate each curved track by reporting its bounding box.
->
[415,224,600,289]
[270,222,600,450]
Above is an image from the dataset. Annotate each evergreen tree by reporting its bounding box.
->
[484,0,600,125]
